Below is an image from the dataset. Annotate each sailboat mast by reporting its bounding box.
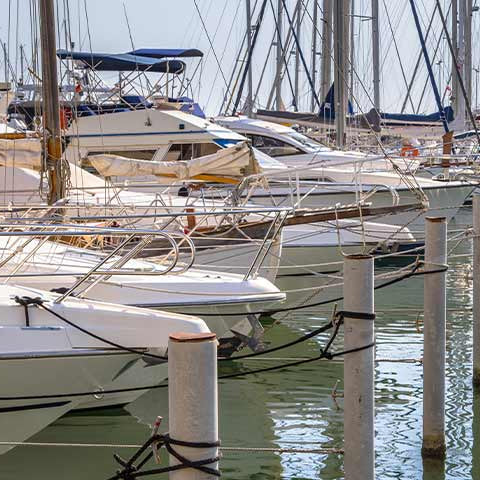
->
[372,0,380,111]
[465,0,473,108]
[334,0,349,148]
[456,0,466,129]
[310,0,319,111]
[350,0,355,105]
[451,0,458,115]
[39,0,64,204]
[245,0,253,116]
[320,0,332,100]
[293,0,301,111]
[19,45,24,85]
[275,0,283,110]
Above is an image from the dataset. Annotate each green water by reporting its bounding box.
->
[0,207,478,479]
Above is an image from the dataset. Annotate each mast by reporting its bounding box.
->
[19,45,24,86]
[320,0,332,100]
[465,0,473,109]
[275,0,283,110]
[372,0,380,111]
[266,1,300,109]
[401,3,438,114]
[333,0,349,148]
[245,0,253,116]
[350,0,355,105]
[436,0,480,143]
[293,0,301,111]
[409,0,449,133]
[2,42,7,84]
[310,0,319,111]
[39,0,64,204]
[451,0,458,114]
[456,0,466,129]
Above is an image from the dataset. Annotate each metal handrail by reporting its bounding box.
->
[52,230,180,303]
[75,231,180,299]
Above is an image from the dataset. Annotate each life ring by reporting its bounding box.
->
[400,144,419,157]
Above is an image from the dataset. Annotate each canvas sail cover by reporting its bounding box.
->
[89,142,262,180]
[0,138,42,169]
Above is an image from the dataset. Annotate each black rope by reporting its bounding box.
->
[218,310,375,378]
[107,433,221,480]
[14,295,31,326]
[13,296,168,361]
[219,319,334,361]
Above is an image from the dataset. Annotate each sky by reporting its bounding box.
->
[1,0,480,116]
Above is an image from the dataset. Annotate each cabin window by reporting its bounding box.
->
[162,142,220,161]
[246,134,302,157]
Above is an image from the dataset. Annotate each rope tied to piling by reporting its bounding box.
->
[318,310,376,360]
[108,432,221,480]
[218,309,376,378]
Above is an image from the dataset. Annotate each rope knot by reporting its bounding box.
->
[13,296,45,307]
[320,349,334,360]
[13,296,45,327]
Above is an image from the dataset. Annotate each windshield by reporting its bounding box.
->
[286,131,329,152]
[252,148,287,169]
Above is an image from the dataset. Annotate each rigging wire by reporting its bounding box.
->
[192,0,232,101]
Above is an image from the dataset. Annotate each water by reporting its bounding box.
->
[0,207,478,479]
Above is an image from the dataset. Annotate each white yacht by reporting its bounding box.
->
[213,116,475,227]
[0,233,285,354]
[0,283,208,454]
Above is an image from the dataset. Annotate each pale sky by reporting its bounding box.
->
[1,0,479,116]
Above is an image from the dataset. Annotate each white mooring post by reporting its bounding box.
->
[473,195,480,388]
[343,254,375,480]
[422,217,447,458]
[168,332,219,480]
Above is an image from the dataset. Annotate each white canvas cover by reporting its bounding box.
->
[88,142,262,180]
[0,138,42,170]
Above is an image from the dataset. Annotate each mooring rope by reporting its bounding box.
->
[0,441,343,455]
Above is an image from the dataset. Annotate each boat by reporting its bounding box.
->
[0,283,208,454]
[0,230,285,355]
[213,116,476,227]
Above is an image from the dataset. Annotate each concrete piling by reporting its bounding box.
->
[422,217,447,458]
[168,332,219,480]
[343,254,375,480]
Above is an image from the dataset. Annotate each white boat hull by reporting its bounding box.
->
[0,350,139,453]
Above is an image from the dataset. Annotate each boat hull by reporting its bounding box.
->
[0,350,141,453]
